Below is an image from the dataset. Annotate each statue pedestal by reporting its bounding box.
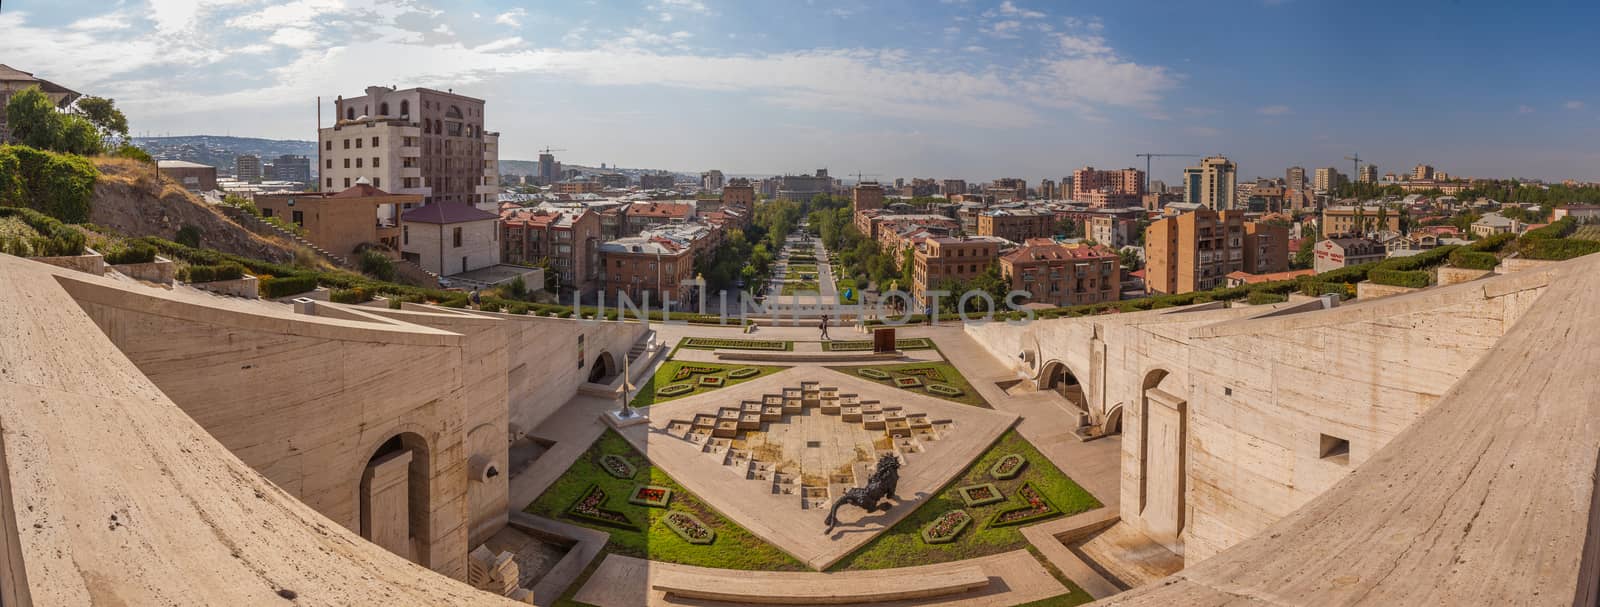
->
[602,409,650,430]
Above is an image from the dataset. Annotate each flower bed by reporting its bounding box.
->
[956,483,1005,507]
[824,338,936,352]
[990,454,1026,480]
[926,383,964,397]
[698,375,725,387]
[727,367,761,379]
[568,484,637,530]
[892,376,923,389]
[987,483,1059,528]
[681,338,790,351]
[657,383,695,397]
[672,365,722,381]
[628,484,673,508]
[600,454,637,479]
[857,368,890,380]
[920,509,972,544]
[663,511,716,545]
[896,366,947,382]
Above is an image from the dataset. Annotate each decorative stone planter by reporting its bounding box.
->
[892,376,923,389]
[599,454,637,479]
[190,275,259,299]
[31,247,105,276]
[697,375,725,388]
[112,255,176,285]
[926,383,964,397]
[567,484,636,530]
[657,383,694,397]
[857,368,890,380]
[682,338,789,351]
[672,365,721,381]
[956,484,1005,507]
[990,454,1026,480]
[663,511,716,545]
[727,367,761,379]
[920,509,972,544]
[628,485,673,508]
[987,482,1059,528]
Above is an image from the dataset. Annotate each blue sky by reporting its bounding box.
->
[3,0,1598,182]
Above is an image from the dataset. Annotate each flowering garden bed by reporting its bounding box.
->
[628,484,673,508]
[896,366,947,382]
[857,368,890,380]
[892,376,923,389]
[663,511,717,545]
[672,365,722,381]
[920,509,972,544]
[657,383,694,397]
[823,338,936,352]
[568,484,637,530]
[989,454,1026,480]
[681,338,791,351]
[986,482,1059,528]
[697,375,725,387]
[600,454,637,479]
[926,383,963,397]
[727,367,761,379]
[956,483,1005,507]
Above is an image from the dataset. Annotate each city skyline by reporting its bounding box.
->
[3,0,1599,182]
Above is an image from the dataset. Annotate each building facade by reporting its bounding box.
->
[1314,167,1345,193]
[1000,239,1119,307]
[321,86,498,206]
[157,160,218,192]
[777,170,832,201]
[910,236,1005,310]
[399,202,500,276]
[1072,166,1145,207]
[1312,237,1385,273]
[1144,208,1247,295]
[852,182,885,212]
[1089,215,1138,249]
[1413,164,1435,180]
[255,182,418,258]
[1321,205,1401,237]
[977,208,1052,242]
[1183,156,1237,210]
[500,204,603,295]
[1357,164,1378,184]
[236,154,264,183]
[986,178,1027,201]
[700,170,724,192]
[1286,166,1307,192]
[272,155,312,184]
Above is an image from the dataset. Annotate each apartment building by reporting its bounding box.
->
[639,172,676,190]
[1038,179,1058,201]
[1088,215,1138,249]
[1286,166,1307,192]
[1242,221,1290,275]
[599,223,718,304]
[701,169,724,192]
[320,85,498,206]
[777,170,832,201]
[1413,164,1435,180]
[910,236,1006,310]
[853,181,885,212]
[1312,237,1385,273]
[271,155,312,183]
[1000,239,1119,307]
[499,204,603,295]
[255,181,419,258]
[1071,166,1145,208]
[1144,208,1248,295]
[624,201,695,235]
[942,179,967,197]
[1183,156,1237,210]
[1357,164,1378,184]
[236,154,264,183]
[977,208,1052,242]
[1321,205,1400,237]
[550,179,603,195]
[723,178,756,209]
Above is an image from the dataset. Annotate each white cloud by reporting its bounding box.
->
[1564,100,1585,110]
[827,7,859,18]
[998,1,1046,19]
[495,8,527,27]
[983,20,1022,38]
[1257,104,1291,116]
[962,45,988,53]
[69,13,132,31]
[1518,104,1536,114]
[269,28,321,49]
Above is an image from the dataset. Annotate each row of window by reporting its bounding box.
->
[328,177,383,189]
[329,157,383,170]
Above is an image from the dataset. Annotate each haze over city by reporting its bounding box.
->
[3,0,1599,181]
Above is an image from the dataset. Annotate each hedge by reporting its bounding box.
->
[1520,238,1600,261]
[1448,249,1499,270]
[1468,232,1517,253]
[1246,290,1287,305]
[1368,269,1431,288]
[0,205,85,257]
[259,275,318,299]
[0,145,99,223]
[179,263,246,283]
[329,287,373,304]
[103,241,157,265]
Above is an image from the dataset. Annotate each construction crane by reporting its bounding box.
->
[852,172,881,185]
[539,146,567,155]
[1344,154,1363,188]
[1134,153,1201,193]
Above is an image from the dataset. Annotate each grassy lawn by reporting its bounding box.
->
[821,337,935,351]
[829,361,989,407]
[836,276,859,303]
[629,360,786,407]
[678,337,792,351]
[780,280,821,295]
[829,430,1102,573]
[787,263,818,273]
[1574,225,1600,242]
[530,431,805,607]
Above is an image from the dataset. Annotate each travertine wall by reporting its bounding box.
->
[967,265,1556,562]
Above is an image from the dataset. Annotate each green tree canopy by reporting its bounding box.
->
[4,87,105,155]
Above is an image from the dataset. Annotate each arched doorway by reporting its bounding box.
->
[1039,361,1087,410]
[1103,404,1124,436]
[588,351,616,384]
[1138,369,1186,549]
[360,432,431,566]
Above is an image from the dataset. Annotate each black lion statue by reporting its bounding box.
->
[823,454,901,533]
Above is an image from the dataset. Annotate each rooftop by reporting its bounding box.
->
[400,202,497,224]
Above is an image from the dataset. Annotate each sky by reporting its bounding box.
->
[3,0,1599,183]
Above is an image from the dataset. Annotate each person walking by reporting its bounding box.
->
[819,314,831,340]
[468,287,482,309]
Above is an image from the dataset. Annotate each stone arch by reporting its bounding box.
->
[1137,367,1187,549]
[358,431,432,567]
[588,351,617,384]
[400,100,410,117]
[1037,360,1087,410]
[1104,404,1124,436]
[379,102,390,116]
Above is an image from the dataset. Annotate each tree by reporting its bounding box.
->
[1118,248,1141,272]
[6,87,62,150]
[1292,237,1315,269]
[74,96,129,148]
[1054,217,1081,238]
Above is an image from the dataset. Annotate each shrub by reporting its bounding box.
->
[113,144,153,163]
[179,262,246,283]
[1368,269,1431,288]
[1246,290,1287,305]
[506,302,530,315]
[1520,217,1576,241]
[1520,238,1600,261]
[359,249,396,282]
[1300,281,1353,298]
[103,241,158,265]
[0,206,86,256]
[259,275,318,298]
[329,287,372,304]
[507,275,528,298]
[0,145,98,223]
[174,224,203,248]
[1468,232,1516,253]
[1376,245,1458,272]
[1449,249,1499,270]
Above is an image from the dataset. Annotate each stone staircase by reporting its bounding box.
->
[217,206,351,268]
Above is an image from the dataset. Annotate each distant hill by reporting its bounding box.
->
[133,136,318,175]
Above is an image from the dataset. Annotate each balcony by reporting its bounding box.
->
[400,167,422,179]
[399,146,421,157]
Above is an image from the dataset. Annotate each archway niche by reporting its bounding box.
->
[588,351,617,384]
[1138,369,1187,549]
[360,432,432,566]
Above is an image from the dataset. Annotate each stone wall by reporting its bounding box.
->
[112,256,176,285]
[1437,265,1492,286]
[966,264,1558,562]
[1354,280,1420,300]
[31,249,105,275]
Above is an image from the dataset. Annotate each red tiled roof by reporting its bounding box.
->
[1001,241,1116,263]
[401,202,497,224]
[1224,269,1315,284]
[330,183,393,198]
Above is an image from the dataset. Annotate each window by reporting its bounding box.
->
[291,210,304,225]
[400,100,409,116]
[453,227,463,248]
[343,139,350,149]
[461,256,468,273]
[262,208,273,218]
[371,136,379,147]
[372,178,380,188]
[372,157,380,168]
[379,102,389,116]
[325,177,332,188]
[344,178,351,188]
[1319,433,1350,465]
[402,225,408,245]
[325,140,332,151]
[355,158,363,168]
[326,159,333,169]
[343,159,350,169]
[345,107,354,120]
[355,138,362,149]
